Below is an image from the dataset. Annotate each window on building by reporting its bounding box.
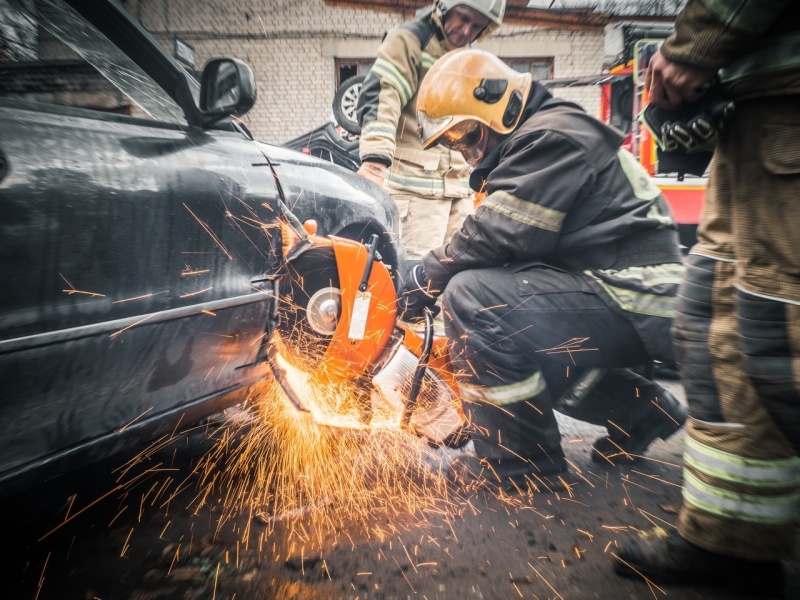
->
[502,57,553,81]
[335,58,374,87]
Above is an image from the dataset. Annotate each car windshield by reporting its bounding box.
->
[0,0,187,124]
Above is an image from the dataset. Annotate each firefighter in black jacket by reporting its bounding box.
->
[402,48,688,489]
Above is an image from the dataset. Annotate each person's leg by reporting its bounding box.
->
[614,97,800,589]
[443,195,473,245]
[443,264,681,487]
[391,192,451,260]
[554,366,686,465]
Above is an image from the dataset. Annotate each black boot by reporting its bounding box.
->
[591,386,687,465]
[448,396,568,492]
[613,527,783,594]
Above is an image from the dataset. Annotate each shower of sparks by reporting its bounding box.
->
[37,218,688,599]
[187,341,460,545]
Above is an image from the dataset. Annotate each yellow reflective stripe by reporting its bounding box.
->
[483,190,565,233]
[601,264,685,287]
[683,469,800,524]
[647,203,676,228]
[617,149,662,200]
[720,30,800,82]
[362,121,397,142]
[684,436,800,487]
[586,268,680,318]
[371,57,413,105]
[459,371,547,406]
[421,51,436,70]
[386,172,445,194]
[702,0,789,34]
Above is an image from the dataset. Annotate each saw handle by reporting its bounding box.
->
[402,307,434,427]
[358,234,380,293]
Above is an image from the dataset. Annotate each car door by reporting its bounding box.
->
[0,0,282,489]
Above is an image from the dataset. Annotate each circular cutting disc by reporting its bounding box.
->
[306,286,342,335]
[278,246,341,366]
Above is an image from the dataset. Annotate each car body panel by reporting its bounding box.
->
[0,0,400,496]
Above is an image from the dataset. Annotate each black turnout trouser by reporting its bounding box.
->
[442,264,674,468]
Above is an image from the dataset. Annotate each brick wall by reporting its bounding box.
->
[122,0,604,144]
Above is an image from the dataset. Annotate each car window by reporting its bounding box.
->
[0,0,187,125]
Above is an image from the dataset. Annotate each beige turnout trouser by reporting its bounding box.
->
[677,96,800,560]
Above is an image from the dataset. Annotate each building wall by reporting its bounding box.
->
[122,0,604,144]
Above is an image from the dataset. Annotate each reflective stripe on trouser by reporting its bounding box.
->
[444,265,675,468]
[676,257,800,559]
[392,192,473,260]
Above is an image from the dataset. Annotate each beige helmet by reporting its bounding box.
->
[417,48,532,152]
[434,0,506,38]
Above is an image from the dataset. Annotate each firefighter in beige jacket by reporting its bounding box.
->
[355,0,504,259]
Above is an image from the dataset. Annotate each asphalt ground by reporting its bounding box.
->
[3,378,798,600]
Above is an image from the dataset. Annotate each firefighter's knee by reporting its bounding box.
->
[737,289,800,453]
[673,254,723,421]
[442,270,483,329]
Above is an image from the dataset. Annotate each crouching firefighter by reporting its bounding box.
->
[400,48,688,490]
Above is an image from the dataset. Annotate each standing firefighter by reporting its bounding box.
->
[613,0,800,592]
[356,0,505,260]
[401,48,688,489]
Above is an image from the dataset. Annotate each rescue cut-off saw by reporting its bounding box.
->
[270,222,466,446]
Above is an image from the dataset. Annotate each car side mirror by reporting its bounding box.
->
[200,57,257,126]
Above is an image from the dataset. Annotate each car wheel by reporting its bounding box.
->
[332,74,365,136]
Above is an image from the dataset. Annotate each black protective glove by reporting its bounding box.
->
[640,87,734,155]
[397,262,440,323]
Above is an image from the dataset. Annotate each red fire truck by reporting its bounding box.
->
[596,33,706,250]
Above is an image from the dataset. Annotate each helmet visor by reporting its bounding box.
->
[417,111,453,149]
[439,119,489,165]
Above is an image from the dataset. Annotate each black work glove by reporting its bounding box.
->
[397,262,440,323]
[640,87,734,155]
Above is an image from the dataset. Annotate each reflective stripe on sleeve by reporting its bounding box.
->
[362,121,397,143]
[370,57,414,106]
[684,435,800,487]
[420,51,436,70]
[386,172,445,194]
[683,469,800,524]
[459,371,547,406]
[482,190,565,233]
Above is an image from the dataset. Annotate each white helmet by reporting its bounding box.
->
[435,0,505,33]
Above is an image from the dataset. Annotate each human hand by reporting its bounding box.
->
[357,161,387,186]
[645,51,717,110]
[397,262,440,323]
[641,87,734,154]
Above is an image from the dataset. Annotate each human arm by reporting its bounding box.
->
[646,0,792,109]
[356,27,422,171]
[421,129,593,293]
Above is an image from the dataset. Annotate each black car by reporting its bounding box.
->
[0,0,402,496]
